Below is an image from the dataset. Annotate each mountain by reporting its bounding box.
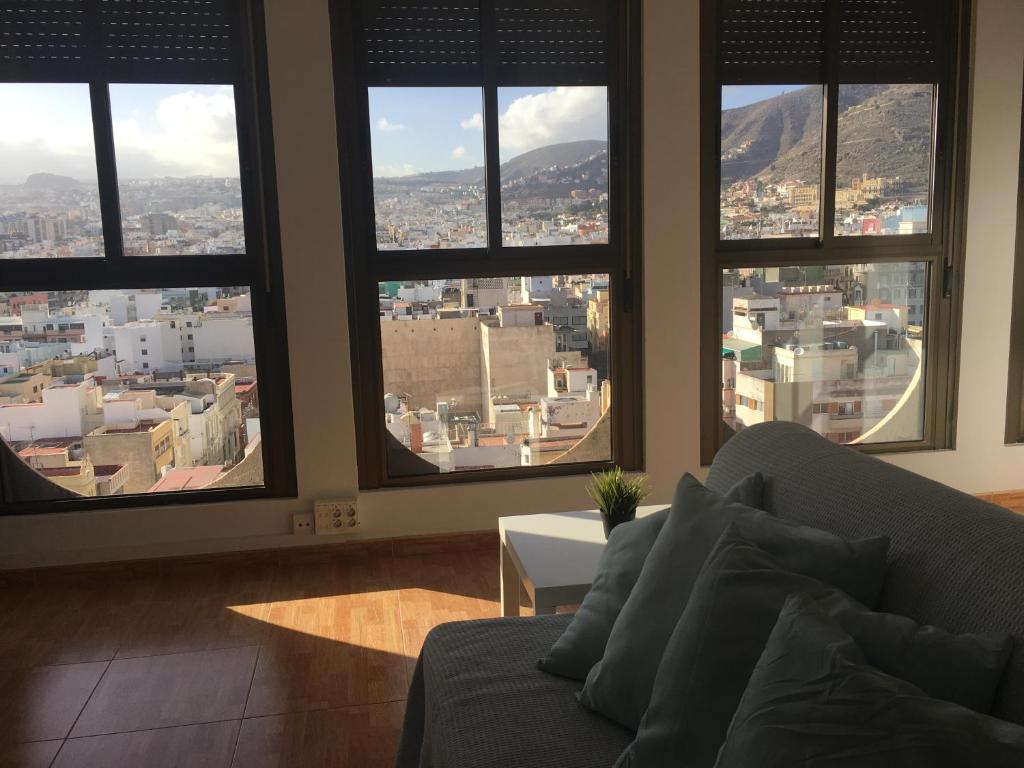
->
[375,139,608,186]
[23,173,84,190]
[721,84,933,192]
[500,140,607,183]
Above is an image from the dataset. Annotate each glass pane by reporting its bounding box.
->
[0,83,104,259]
[721,263,927,445]
[499,87,609,246]
[835,84,934,236]
[110,84,246,256]
[720,85,824,240]
[379,275,611,476]
[0,288,263,503]
[368,87,487,250]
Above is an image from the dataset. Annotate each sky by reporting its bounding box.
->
[722,84,816,110]
[368,85,609,177]
[0,83,241,185]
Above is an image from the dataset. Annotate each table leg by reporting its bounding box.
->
[500,540,521,618]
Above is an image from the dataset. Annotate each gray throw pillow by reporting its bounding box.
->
[538,472,764,681]
[715,594,1024,768]
[578,474,783,730]
[614,520,889,766]
[817,590,1013,714]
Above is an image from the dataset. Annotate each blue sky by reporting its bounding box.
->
[722,84,815,110]
[368,86,609,177]
[0,83,240,184]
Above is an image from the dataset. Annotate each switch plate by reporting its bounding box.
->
[292,512,314,535]
[314,499,359,535]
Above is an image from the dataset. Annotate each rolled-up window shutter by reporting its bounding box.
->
[99,0,239,83]
[0,0,90,80]
[0,0,240,82]
[494,1,609,86]
[361,1,482,86]
[837,0,948,84]
[719,0,827,85]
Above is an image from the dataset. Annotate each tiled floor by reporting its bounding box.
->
[0,536,502,768]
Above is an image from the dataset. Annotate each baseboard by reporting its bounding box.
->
[0,529,499,581]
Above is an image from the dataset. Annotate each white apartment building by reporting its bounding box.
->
[193,315,256,364]
[112,322,184,373]
[108,292,164,326]
[0,378,102,442]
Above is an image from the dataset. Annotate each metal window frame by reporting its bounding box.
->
[0,0,297,514]
[330,0,644,490]
[1005,64,1024,445]
[700,0,974,465]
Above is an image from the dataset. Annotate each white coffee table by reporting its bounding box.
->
[498,505,667,617]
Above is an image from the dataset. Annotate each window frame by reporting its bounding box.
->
[699,0,973,464]
[330,0,644,489]
[1006,73,1024,444]
[0,0,297,514]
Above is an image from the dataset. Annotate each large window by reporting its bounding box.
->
[702,0,971,462]
[0,2,295,510]
[333,1,642,487]
[1006,86,1024,444]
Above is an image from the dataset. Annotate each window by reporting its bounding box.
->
[0,2,295,510]
[702,0,970,462]
[333,0,642,487]
[1007,88,1024,443]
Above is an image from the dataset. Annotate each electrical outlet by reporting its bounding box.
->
[314,499,360,535]
[292,512,314,535]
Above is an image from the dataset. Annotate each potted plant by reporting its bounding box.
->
[587,466,649,539]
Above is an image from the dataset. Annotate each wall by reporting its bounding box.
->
[2,0,1024,568]
[380,317,484,415]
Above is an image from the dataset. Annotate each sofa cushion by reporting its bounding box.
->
[577,474,770,729]
[715,594,1024,768]
[704,421,1024,724]
[538,472,763,681]
[615,519,889,767]
[818,589,1013,714]
[580,477,886,732]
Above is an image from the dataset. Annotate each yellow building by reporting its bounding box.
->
[0,372,52,403]
[787,184,820,207]
[83,419,176,494]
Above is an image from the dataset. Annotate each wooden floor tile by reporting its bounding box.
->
[232,702,405,768]
[0,574,138,670]
[71,647,258,737]
[391,549,500,662]
[0,739,63,768]
[244,556,407,717]
[54,721,239,768]
[0,662,107,743]
[114,559,274,659]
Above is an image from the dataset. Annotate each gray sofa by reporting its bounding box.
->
[396,421,1024,767]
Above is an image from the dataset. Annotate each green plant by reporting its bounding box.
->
[587,467,649,524]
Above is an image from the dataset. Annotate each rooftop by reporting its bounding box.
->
[148,465,225,492]
[38,467,84,478]
[93,464,126,478]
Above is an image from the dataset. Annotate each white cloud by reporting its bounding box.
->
[451,145,467,159]
[460,113,483,130]
[376,117,406,132]
[111,87,241,178]
[374,163,417,178]
[498,86,607,157]
[0,84,242,183]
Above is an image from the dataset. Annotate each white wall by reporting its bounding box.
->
[193,316,256,364]
[1,0,1023,569]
